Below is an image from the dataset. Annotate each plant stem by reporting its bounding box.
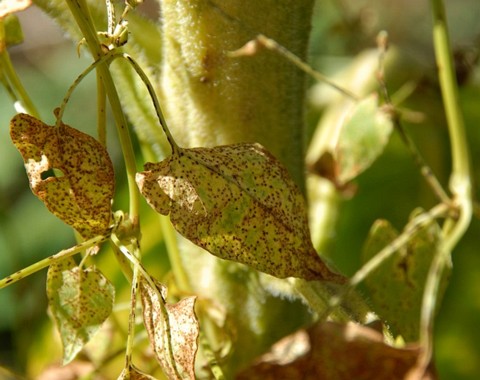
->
[415,0,474,374]
[0,234,109,289]
[431,0,471,188]
[64,0,140,226]
[0,19,39,117]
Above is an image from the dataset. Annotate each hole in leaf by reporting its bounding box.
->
[41,168,64,180]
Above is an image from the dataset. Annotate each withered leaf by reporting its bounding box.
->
[236,321,436,380]
[136,143,344,282]
[140,278,198,380]
[46,257,115,364]
[10,113,114,238]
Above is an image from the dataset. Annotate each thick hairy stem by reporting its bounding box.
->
[159,0,314,191]
[158,1,316,375]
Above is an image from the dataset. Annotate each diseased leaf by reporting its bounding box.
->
[10,113,114,238]
[361,217,449,341]
[140,278,198,380]
[336,94,394,184]
[236,321,436,380]
[46,257,115,364]
[136,143,344,283]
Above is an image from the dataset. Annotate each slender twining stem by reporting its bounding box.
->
[159,215,191,292]
[415,0,473,373]
[230,34,360,101]
[125,258,139,368]
[0,234,109,289]
[0,19,39,117]
[257,34,360,100]
[112,237,182,379]
[97,75,107,145]
[121,54,179,152]
[375,31,450,205]
[65,0,140,226]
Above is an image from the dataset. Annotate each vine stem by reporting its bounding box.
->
[412,0,473,376]
[64,0,140,227]
[0,19,39,117]
[0,234,109,289]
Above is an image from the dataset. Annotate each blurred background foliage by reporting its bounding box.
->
[0,0,480,379]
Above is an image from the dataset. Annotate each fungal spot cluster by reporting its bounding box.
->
[136,142,345,283]
[10,113,115,239]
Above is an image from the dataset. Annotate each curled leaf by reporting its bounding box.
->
[10,113,114,238]
[46,257,115,364]
[140,278,198,380]
[136,143,344,282]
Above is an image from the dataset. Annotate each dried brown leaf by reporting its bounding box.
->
[140,279,198,380]
[10,113,114,238]
[136,143,344,282]
[236,321,436,380]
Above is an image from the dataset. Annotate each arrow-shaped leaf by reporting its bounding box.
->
[136,143,344,282]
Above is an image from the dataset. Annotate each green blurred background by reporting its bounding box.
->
[1,0,480,379]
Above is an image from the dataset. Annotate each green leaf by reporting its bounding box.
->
[136,143,344,282]
[10,113,115,238]
[3,14,24,46]
[140,278,198,380]
[336,94,394,184]
[46,257,115,364]
[361,217,448,341]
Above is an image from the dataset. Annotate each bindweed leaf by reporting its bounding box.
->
[136,143,344,283]
[10,113,115,238]
[361,217,448,341]
[336,94,393,184]
[140,278,198,380]
[237,321,436,380]
[47,257,115,364]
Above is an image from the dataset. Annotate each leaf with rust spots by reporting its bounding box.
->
[362,217,449,342]
[236,321,436,380]
[136,143,344,282]
[47,257,115,364]
[10,113,114,238]
[140,278,198,380]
